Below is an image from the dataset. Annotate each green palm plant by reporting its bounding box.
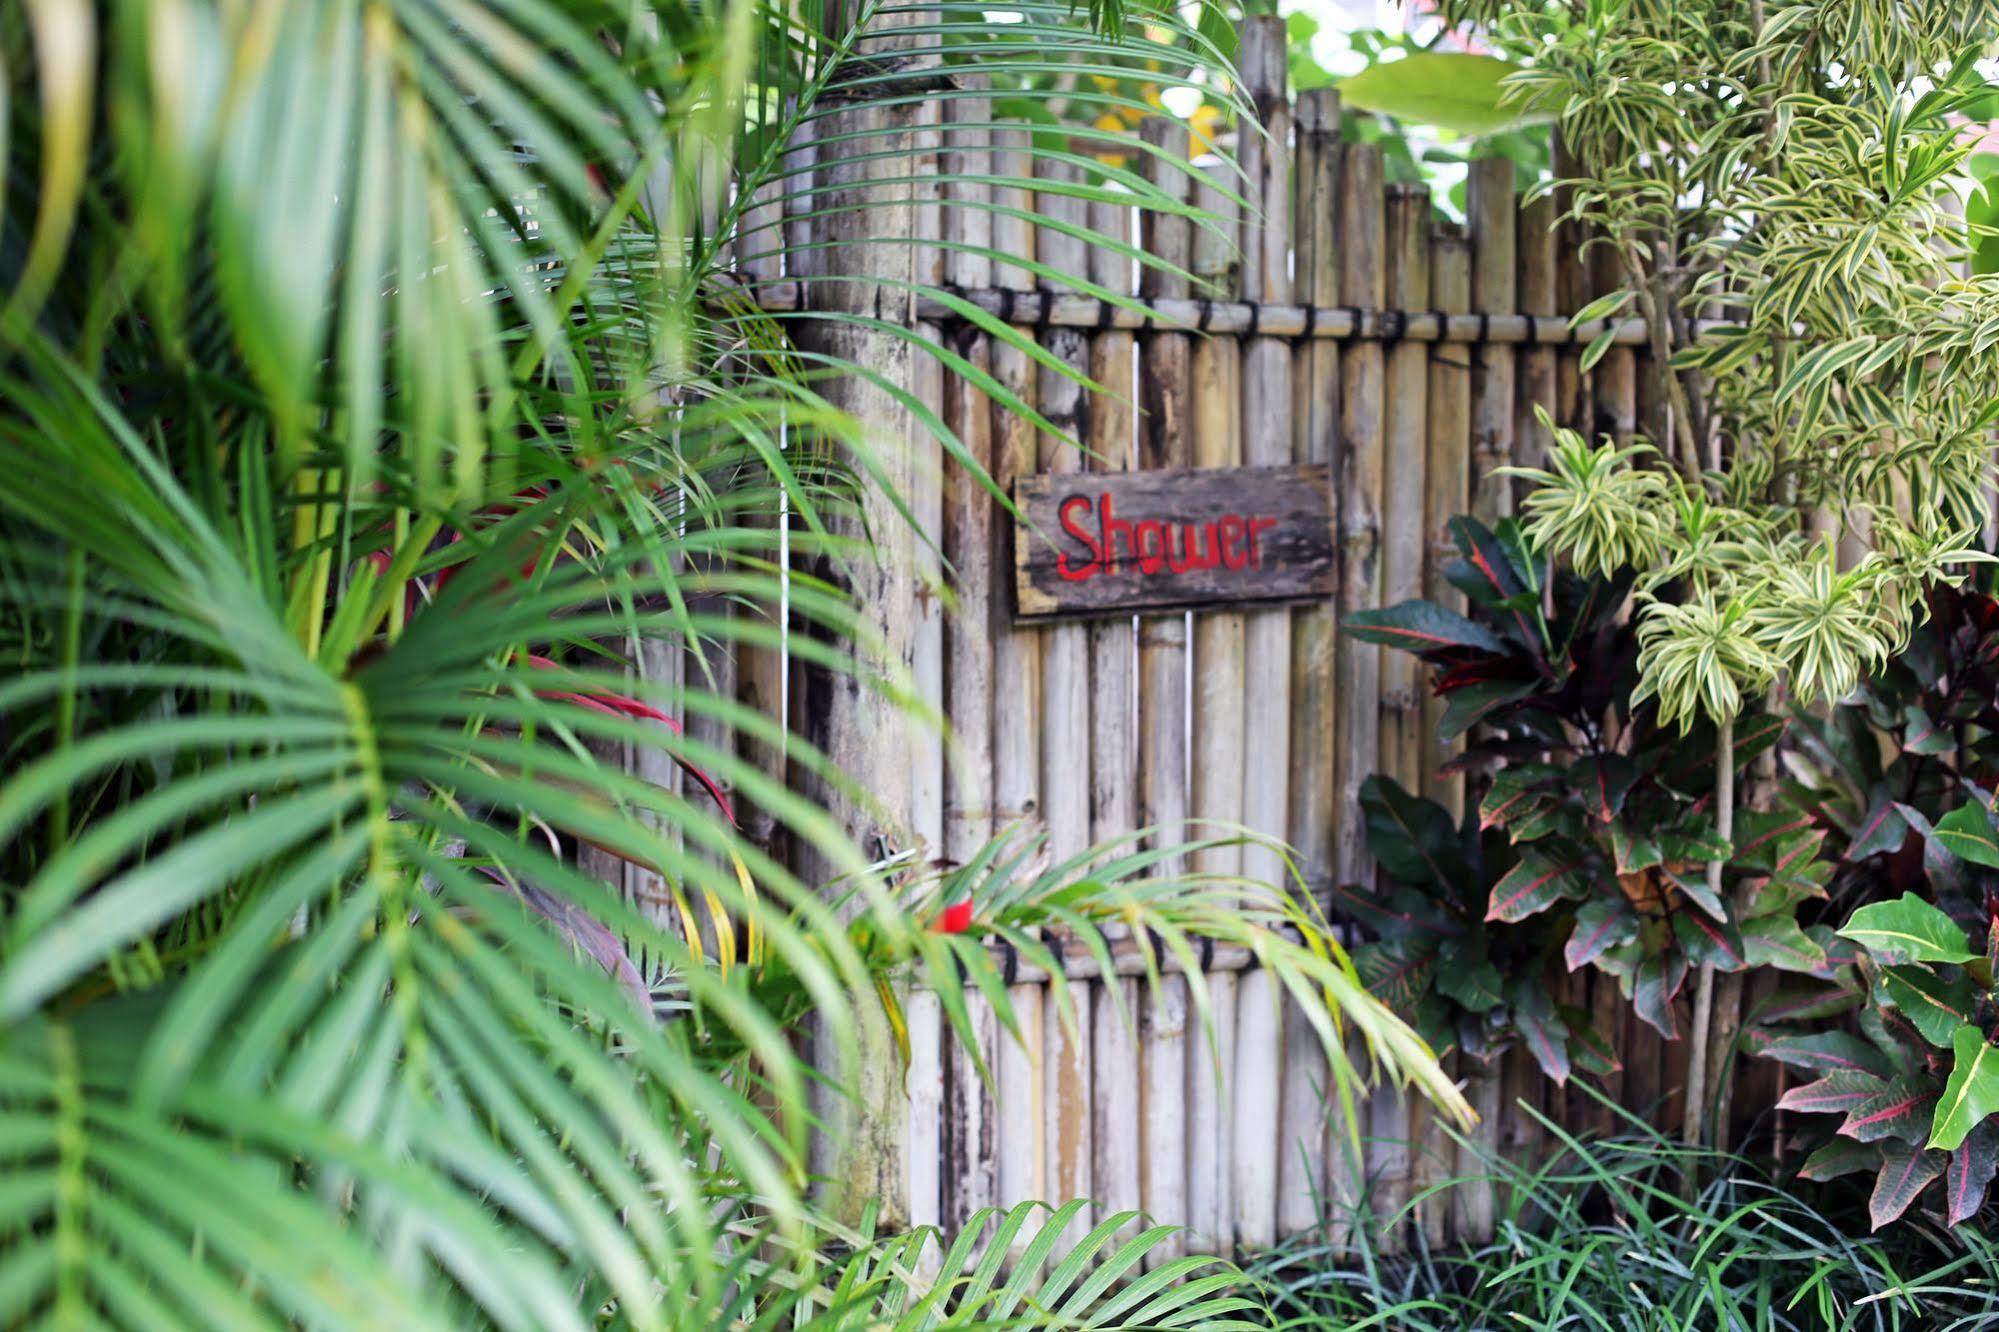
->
[0,2,1466,1326]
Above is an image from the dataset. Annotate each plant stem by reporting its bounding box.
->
[1682,714,1734,1145]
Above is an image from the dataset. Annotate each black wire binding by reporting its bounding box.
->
[1037,289,1055,328]
[1199,933,1216,972]
[1197,298,1215,332]
[1301,302,1318,338]
[1096,296,1116,331]
[999,287,1018,325]
[1001,937,1019,986]
[1244,301,1260,338]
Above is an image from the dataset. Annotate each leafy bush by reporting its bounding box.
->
[1344,516,1834,1078]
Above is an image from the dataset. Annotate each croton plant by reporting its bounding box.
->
[1750,581,1999,1228]
[1341,517,1841,1082]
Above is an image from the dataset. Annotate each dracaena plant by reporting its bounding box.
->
[1342,774,1621,1088]
[1426,0,1999,1145]
[1345,515,1831,1085]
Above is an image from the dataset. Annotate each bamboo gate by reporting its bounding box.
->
[643,14,1786,1256]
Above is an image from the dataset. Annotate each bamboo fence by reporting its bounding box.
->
[697,13,1754,1252]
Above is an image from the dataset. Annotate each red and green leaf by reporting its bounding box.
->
[1869,1140,1945,1230]
[1839,1077,1936,1145]
[1740,913,1830,974]
[1846,793,1910,862]
[1674,910,1746,971]
[1777,1069,1889,1116]
[1947,1124,1999,1226]
[1565,897,1638,971]
[1344,599,1508,655]
[1752,1030,1894,1077]
[1631,951,1688,1040]
[1486,851,1588,923]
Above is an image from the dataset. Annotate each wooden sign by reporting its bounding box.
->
[1012,464,1335,620]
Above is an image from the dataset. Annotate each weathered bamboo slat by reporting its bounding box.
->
[1183,150,1244,1259]
[986,118,1045,1233]
[1281,85,1342,1247]
[1370,181,1431,1244]
[1034,148,1096,1234]
[1468,157,1518,523]
[1232,16,1292,1255]
[1137,114,1194,1269]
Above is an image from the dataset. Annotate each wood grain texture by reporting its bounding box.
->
[1013,466,1337,619]
[1468,157,1518,523]
[1423,222,1471,820]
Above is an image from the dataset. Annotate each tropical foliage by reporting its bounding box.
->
[1375,0,1999,1149]
[0,1,1474,1326]
[1249,1099,1999,1330]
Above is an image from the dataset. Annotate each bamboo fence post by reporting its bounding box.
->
[1183,151,1244,1259]
[1407,218,1472,1247]
[988,118,1047,1223]
[1086,180,1143,1238]
[1136,114,1193,1267]
[1277,86,1343,1248]
[1468,157,1517,523]
[1502,189,1558,1169]
[1454,156,1518,1242]
[1367,180,1432,1241]
[1516,193,1558,469]
[940,81,999,1234]
[1551,133,1589,436]
[1422,223,1471,821]
[791,77,925,1230]
[1231,15,1292,1255]
[1035,149,1095,1229]
[1326,137,1387,1251]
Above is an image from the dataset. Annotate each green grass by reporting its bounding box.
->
[1246,1096,1999,1331]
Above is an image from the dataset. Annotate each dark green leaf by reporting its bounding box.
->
[1878,965,1978,1047]
[1935,802,1999,869]
[1840,893,1977,966]
[1755,1031,1894,1077]
[1360,775,1471,889]
[1343,600,1507,655]
[1930,1024,1999,1152]
[1797,1137,1881,1182]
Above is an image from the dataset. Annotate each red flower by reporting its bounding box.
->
[932,899,974,934]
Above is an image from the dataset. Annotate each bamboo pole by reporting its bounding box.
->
[1502,190,1557,1171]
[940,80,998,1231]
[793,83,923,1229]
[1455,156,1516,1241]
[1232,15,1291,1254]
[1137,115,1193,1267]
[1368,181,1432,1242]
[1422,223,1471,820]
[1516,193,1558,470]
[1468,157,1518,523]
[988,118,1047,1223]
[1183,151,1243,1259]
[1085,182,1142,1239]
[1411,217,1472,1247]
[1035,148,1095,1229]
[1280,86,1342,1247]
